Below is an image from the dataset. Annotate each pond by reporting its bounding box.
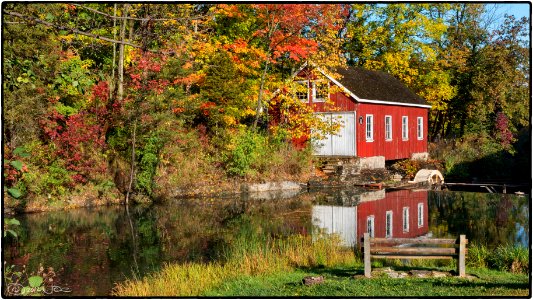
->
[3,189,529,296]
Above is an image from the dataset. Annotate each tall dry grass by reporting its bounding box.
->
[112,234,358,296]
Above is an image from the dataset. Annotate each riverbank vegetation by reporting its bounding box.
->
[3,3,530,212]
[113,232,529,297]
[113,202,530,297]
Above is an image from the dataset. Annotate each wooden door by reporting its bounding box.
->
[313,112,355,156]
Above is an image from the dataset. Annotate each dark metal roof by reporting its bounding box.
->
[335,66,427,106]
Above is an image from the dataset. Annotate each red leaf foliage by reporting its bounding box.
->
[41,81,115,183]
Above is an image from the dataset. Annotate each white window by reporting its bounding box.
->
[417,117,424,140]
[312,80,328,102]
[418,203,424,227]
[402,116,409,140]
[403,207,409,232]
[385,211,393,238]
[295,80,308,102]
[366,114,374,141]
[385,115,392,141]
[366,216,375,238]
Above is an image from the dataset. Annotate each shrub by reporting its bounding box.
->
[225,130,267,177]
[489,244,529,274]
[466,243,490,268]
[390,159,422,179]
[24,161,73,197]
[136,134,164,196]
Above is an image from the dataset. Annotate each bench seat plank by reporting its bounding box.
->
[370,247,457,255]
[370,238,468,245]
[370,255,455,260]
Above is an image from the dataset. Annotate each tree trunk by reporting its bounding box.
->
[110,3,117,100]
[118,4,129,102]
[125,120,137,205]
[252,59,270,130]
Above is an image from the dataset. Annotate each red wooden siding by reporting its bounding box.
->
[312,91,428,160]
[356,103,428,160]
[283,68,429,160]
[356,190,429,240]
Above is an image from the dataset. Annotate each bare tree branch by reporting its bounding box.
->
[72,3,206,22]
[3,10,176,55]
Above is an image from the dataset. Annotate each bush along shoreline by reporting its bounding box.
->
[3,129,318,214]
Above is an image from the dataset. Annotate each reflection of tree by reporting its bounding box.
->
[108,205,163,278]
[4,207,122,295]
[5,194,315,295]
[428,191,529,248]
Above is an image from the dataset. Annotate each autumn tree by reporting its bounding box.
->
[213,4,347,131]
[344,3,456,141]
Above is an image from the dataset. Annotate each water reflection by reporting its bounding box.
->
[3,196,314,296]
[312,189,429,247]
[3,189,529,296]
[311,189,529,249]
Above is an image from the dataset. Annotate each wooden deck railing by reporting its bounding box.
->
[363,233,467,278]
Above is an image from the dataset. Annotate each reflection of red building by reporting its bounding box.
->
[356,189,428,242]
[312,189,429,247]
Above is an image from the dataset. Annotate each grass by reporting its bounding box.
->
[204,267,530,297]
[112,233,356,297]
[113,232,530,297]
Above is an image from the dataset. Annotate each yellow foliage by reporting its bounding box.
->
[222,115,237,126]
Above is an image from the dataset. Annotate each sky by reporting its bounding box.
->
[485,3,530,39]
[497,3,531,21]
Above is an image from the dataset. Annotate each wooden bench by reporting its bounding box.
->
[363,233,468,278]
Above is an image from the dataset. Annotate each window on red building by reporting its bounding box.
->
[385,115,392,141]
[418,203,424,227]
[403,207,409,232]
[417,117,424,140]
[366,216,375,238]
[295,80,308,102]
[366,114,374,141]
[312,80,328,102]
[385,211,393,238]
[402,116,408,140]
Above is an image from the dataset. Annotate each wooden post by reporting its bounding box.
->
[364,233,371,278]
[458,235,466,277]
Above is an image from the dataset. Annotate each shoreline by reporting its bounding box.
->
[3,174,430,215]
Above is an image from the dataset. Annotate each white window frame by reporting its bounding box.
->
[402,116,409,140]
[385,115,392,141]
[418,203,424,228]
[385,210,393,238]
[366,215,375,238]
[403,207,409,232]
[295,80,309,102]
[417,117,424,140]
[311,80,328,103]
[366,114,374,142]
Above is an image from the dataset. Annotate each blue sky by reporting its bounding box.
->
[486,3,530,38]
[497,3,531,20]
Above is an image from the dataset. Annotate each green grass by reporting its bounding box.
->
[203,267,530,297]
[113,226,530,297]
[112,234,357,296]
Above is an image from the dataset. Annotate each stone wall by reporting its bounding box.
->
[411,152,429,161]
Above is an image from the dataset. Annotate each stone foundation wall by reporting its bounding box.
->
[358,156,385,169]
[317,156,386,182]
[411,152,429,161]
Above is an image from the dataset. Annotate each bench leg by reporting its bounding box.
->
[364,233,371,278]
[458,235,466,277]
